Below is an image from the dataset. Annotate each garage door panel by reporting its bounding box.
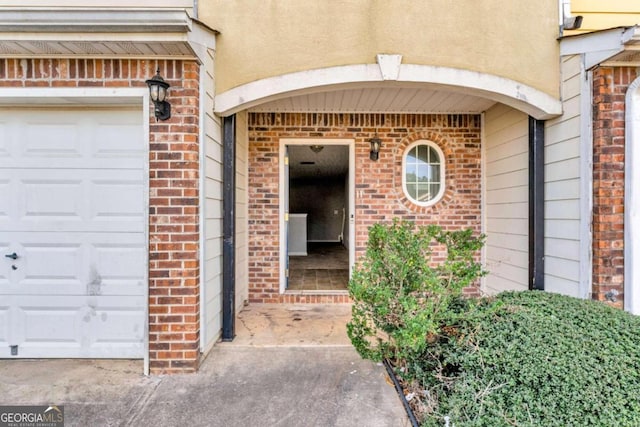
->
[91,176,145,222]
[94,122,145,157]
[18,304,82,347]
[0,241,10,287]
[91,304,145,344]
[0,178,9,222]
[24,122,84,160]
[0,120,8,157]
[7,157,145,171]
[0,297,9,349]
[1,233,145,297]
[2,108,144,170]
[0,271,9,288]
[1,295,144,358]
[17,243,84,295]
[23,178,84,221]
[91,244,146,296]
[1,169,145,232]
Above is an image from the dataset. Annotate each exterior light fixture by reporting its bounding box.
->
[369,134,382,161]
[145,68,171,121]
[309,145,324,153]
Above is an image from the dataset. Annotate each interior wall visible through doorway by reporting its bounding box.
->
[280,139,355,295]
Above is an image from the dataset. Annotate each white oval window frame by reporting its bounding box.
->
[402,140,446,207]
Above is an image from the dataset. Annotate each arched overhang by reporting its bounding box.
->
[214,62,562,120]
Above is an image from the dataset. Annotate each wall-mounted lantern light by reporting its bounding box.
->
[145,68,171,121]
[369,134,382,161]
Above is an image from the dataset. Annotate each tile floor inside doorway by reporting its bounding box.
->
[288,242,349,291]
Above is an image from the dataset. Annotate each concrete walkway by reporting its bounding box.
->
[0,304,409,426]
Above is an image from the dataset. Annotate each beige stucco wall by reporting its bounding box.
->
[201,0,560,99]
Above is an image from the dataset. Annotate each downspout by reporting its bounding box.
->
[222,115,236,341]
[558,0,568,36]
[529,117,545,291]
[559,0,583,36]
[192,0,198,19]
[198,61,206,350]
[578,61,593,300]
[480,112,487,293]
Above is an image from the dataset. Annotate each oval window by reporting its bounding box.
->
[402,141,445,206]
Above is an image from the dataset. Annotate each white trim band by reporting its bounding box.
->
[625,76,640,314]
[214,64,562,120]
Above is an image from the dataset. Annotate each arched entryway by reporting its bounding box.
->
[215,58,562,338]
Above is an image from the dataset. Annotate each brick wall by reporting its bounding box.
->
[0,58,201,373]
[248,113,482,303]
[592,66,638,307]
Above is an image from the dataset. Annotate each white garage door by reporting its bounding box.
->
[0,107,146,358]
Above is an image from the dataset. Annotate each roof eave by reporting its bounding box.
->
[560,25,640,68]
[0,8,217,61]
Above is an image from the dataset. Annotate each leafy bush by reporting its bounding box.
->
[418,291,640,426]
[347,221,640,426]
[346,219,486,363]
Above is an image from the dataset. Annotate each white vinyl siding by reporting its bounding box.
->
[202,47,224,351]
[235,111,249,312]
[483,104,529,294]
[544,54,583,297]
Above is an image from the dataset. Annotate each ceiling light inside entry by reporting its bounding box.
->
[309,145,324,153]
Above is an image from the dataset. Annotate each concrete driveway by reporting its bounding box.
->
[0,304,409,426]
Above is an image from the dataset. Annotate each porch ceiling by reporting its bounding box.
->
[248,86,497,114]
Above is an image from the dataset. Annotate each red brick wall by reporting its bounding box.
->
[248,113,482,303]
[592,66,638,307]
[0,58,201,373]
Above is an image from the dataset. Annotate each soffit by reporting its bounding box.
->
[0,38,196,58]
[602,29,640,66]
[0,9,200,59]
[602,49,640,66]
[248,86,496,114]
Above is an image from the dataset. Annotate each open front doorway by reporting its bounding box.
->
[279,139,355,294]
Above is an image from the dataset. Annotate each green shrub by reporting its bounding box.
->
[420,291,640,426]
[346,219,486,363]
[346,221,640,426]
